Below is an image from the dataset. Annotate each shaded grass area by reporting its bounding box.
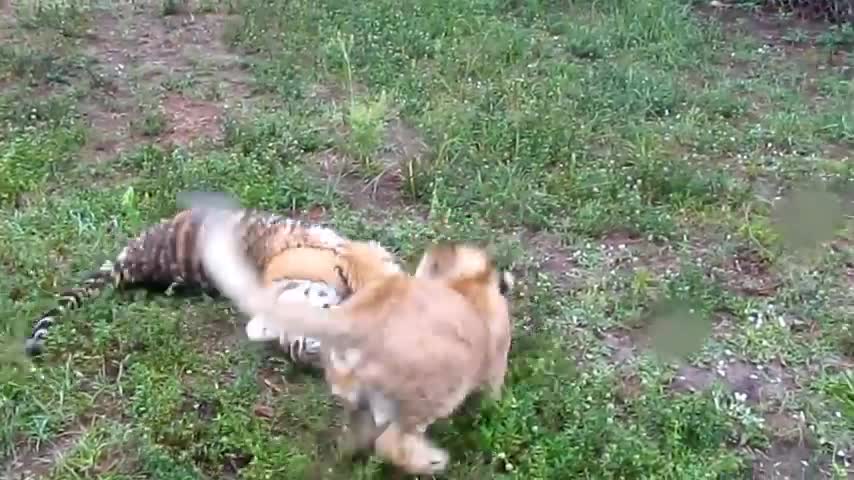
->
[1,0,852,478]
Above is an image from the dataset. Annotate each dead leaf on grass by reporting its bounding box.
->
[253,403,275,419]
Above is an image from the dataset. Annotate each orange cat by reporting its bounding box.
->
[194,205,514,475]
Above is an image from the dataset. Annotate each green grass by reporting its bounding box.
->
[1,0,853,478]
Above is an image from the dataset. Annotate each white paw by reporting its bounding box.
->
[428,447,450,473]
[300,281,342,308]
[245,315,280,341]
[302,336,322,354]
[413,444,449,474]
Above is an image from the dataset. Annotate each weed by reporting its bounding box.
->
[342,92,389,172]
[161,74,198,94]
[818,371,854,425]
[160,0,188,16]
[134,110,167,138]
[14,0,92,37]
[0,125,84,205]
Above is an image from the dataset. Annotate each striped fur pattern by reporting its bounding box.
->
[24,207,354,361]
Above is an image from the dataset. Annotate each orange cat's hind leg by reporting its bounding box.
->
[373,423,449,475]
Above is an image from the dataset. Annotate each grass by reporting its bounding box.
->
[1,0,852,478]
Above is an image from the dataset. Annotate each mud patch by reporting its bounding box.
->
[2,428,86,479]
[615,369,644,403]
[752,441,818,480]
[364,117,430,208]
[100,351,128,383]
[309,85,430,216]
[669,364,718,393]
[715,245,781,296]
[588,230,682,288]
[667,357,826,478]
[723,359,790,404]
[381,118,430,168]
[297,205,333,223]
[600,230,680,277]
[66,4,256,163]
[523,231,579,287]
[524,229,681,294]
[699,1,852,50]
[600,329,641,363]
[75,7,137,163]
[187,307,245,359]
[222,450,253,476]
[843,255,854,288]
[252,403,275,420]
[182,394,220,421]
[765,412,809,445]
[160,94,224,147]
[256,365,287,395]
[697,1,852,113]
[313,145,427,219]
[309,82,369,105]
[669,358,795,406]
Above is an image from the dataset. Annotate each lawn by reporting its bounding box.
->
[0,0,852,478]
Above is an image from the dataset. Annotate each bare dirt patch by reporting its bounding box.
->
[669,364,719,394]
[313,145,430,221]
[521,229,681,295]
[723,359,793,404]
[0,2,17,42]
[309,82,366,106]
[600,329,639,363]
[602,324,829,479]
[522,230,579,288]
[71,3,256,162]
[846,261,854,286]
[701,1,852,49]
[159,93,224,147]
[832,236,854,289]
[1,399,122,480]
[614,369,644,403]
[701,2,852,95]
[717,245,782,296]
[600,230,680,277]
[308,82,431,217]
[752,440,818,480]
[188,307,246,359]
[669,357,797,406]
[2,429,86,480]
[765,411,810,446]
[315,148,407,212]
[76,8,138,163]
[666,358,831,478]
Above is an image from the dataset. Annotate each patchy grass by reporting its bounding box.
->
[1,0,853,478]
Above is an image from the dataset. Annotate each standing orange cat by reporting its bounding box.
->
[194,201,515,475]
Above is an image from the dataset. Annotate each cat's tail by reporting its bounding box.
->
[189,192,357,345]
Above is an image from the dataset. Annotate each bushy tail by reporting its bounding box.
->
[188,192,357,344]
[24,260,119,357]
